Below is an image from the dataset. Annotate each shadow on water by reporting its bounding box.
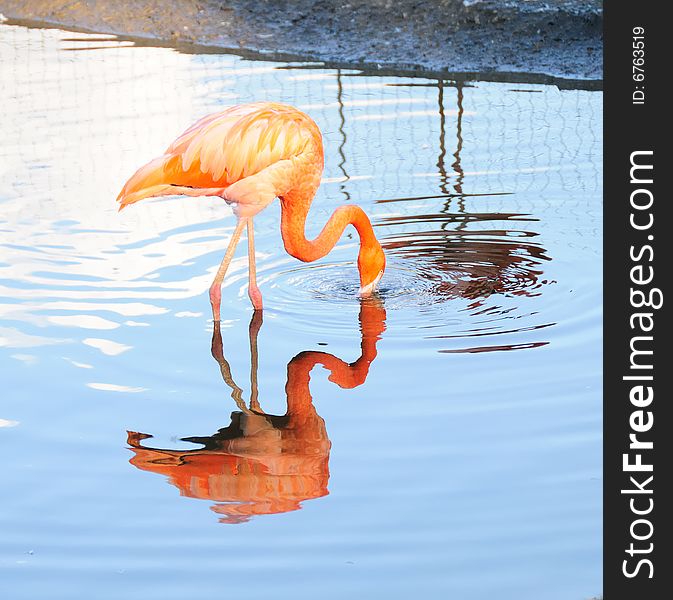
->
[127,299,386,523]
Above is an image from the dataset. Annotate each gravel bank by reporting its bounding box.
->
[1,0,602,85]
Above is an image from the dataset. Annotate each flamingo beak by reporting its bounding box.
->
[358,270,384,297]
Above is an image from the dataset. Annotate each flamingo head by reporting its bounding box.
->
[357,242,386,297]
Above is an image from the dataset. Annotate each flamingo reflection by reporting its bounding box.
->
[127,300,385,523]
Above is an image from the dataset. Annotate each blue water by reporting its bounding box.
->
[0,23,601,599]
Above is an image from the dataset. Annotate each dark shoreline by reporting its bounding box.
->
[1,0,602,88]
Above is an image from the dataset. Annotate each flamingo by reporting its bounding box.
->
[127,300,386,523]
[117,102,386,319]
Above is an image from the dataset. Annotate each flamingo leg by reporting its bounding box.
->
[248,311,263,413]
[210,218,247,321]
[210,321,252,414]
[246,219,263,311]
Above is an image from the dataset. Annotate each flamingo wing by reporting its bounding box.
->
[117,103,321,210]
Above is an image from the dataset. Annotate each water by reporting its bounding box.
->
[0,23,602,599]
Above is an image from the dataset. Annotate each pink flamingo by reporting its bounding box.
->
[117,102,386,319]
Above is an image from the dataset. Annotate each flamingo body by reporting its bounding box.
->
[117,102,385,317]
[118,102,322,217]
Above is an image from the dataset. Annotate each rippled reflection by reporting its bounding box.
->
[127,299,385,522]
[380,211,551,303]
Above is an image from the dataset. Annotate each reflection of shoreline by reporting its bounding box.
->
[127,300,386,523]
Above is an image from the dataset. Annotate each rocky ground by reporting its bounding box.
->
[1,0,602,85]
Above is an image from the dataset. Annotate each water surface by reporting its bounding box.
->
[0,23,602,599]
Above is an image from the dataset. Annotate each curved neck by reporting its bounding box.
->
[280,190,380,265]
[285,300,386,414]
